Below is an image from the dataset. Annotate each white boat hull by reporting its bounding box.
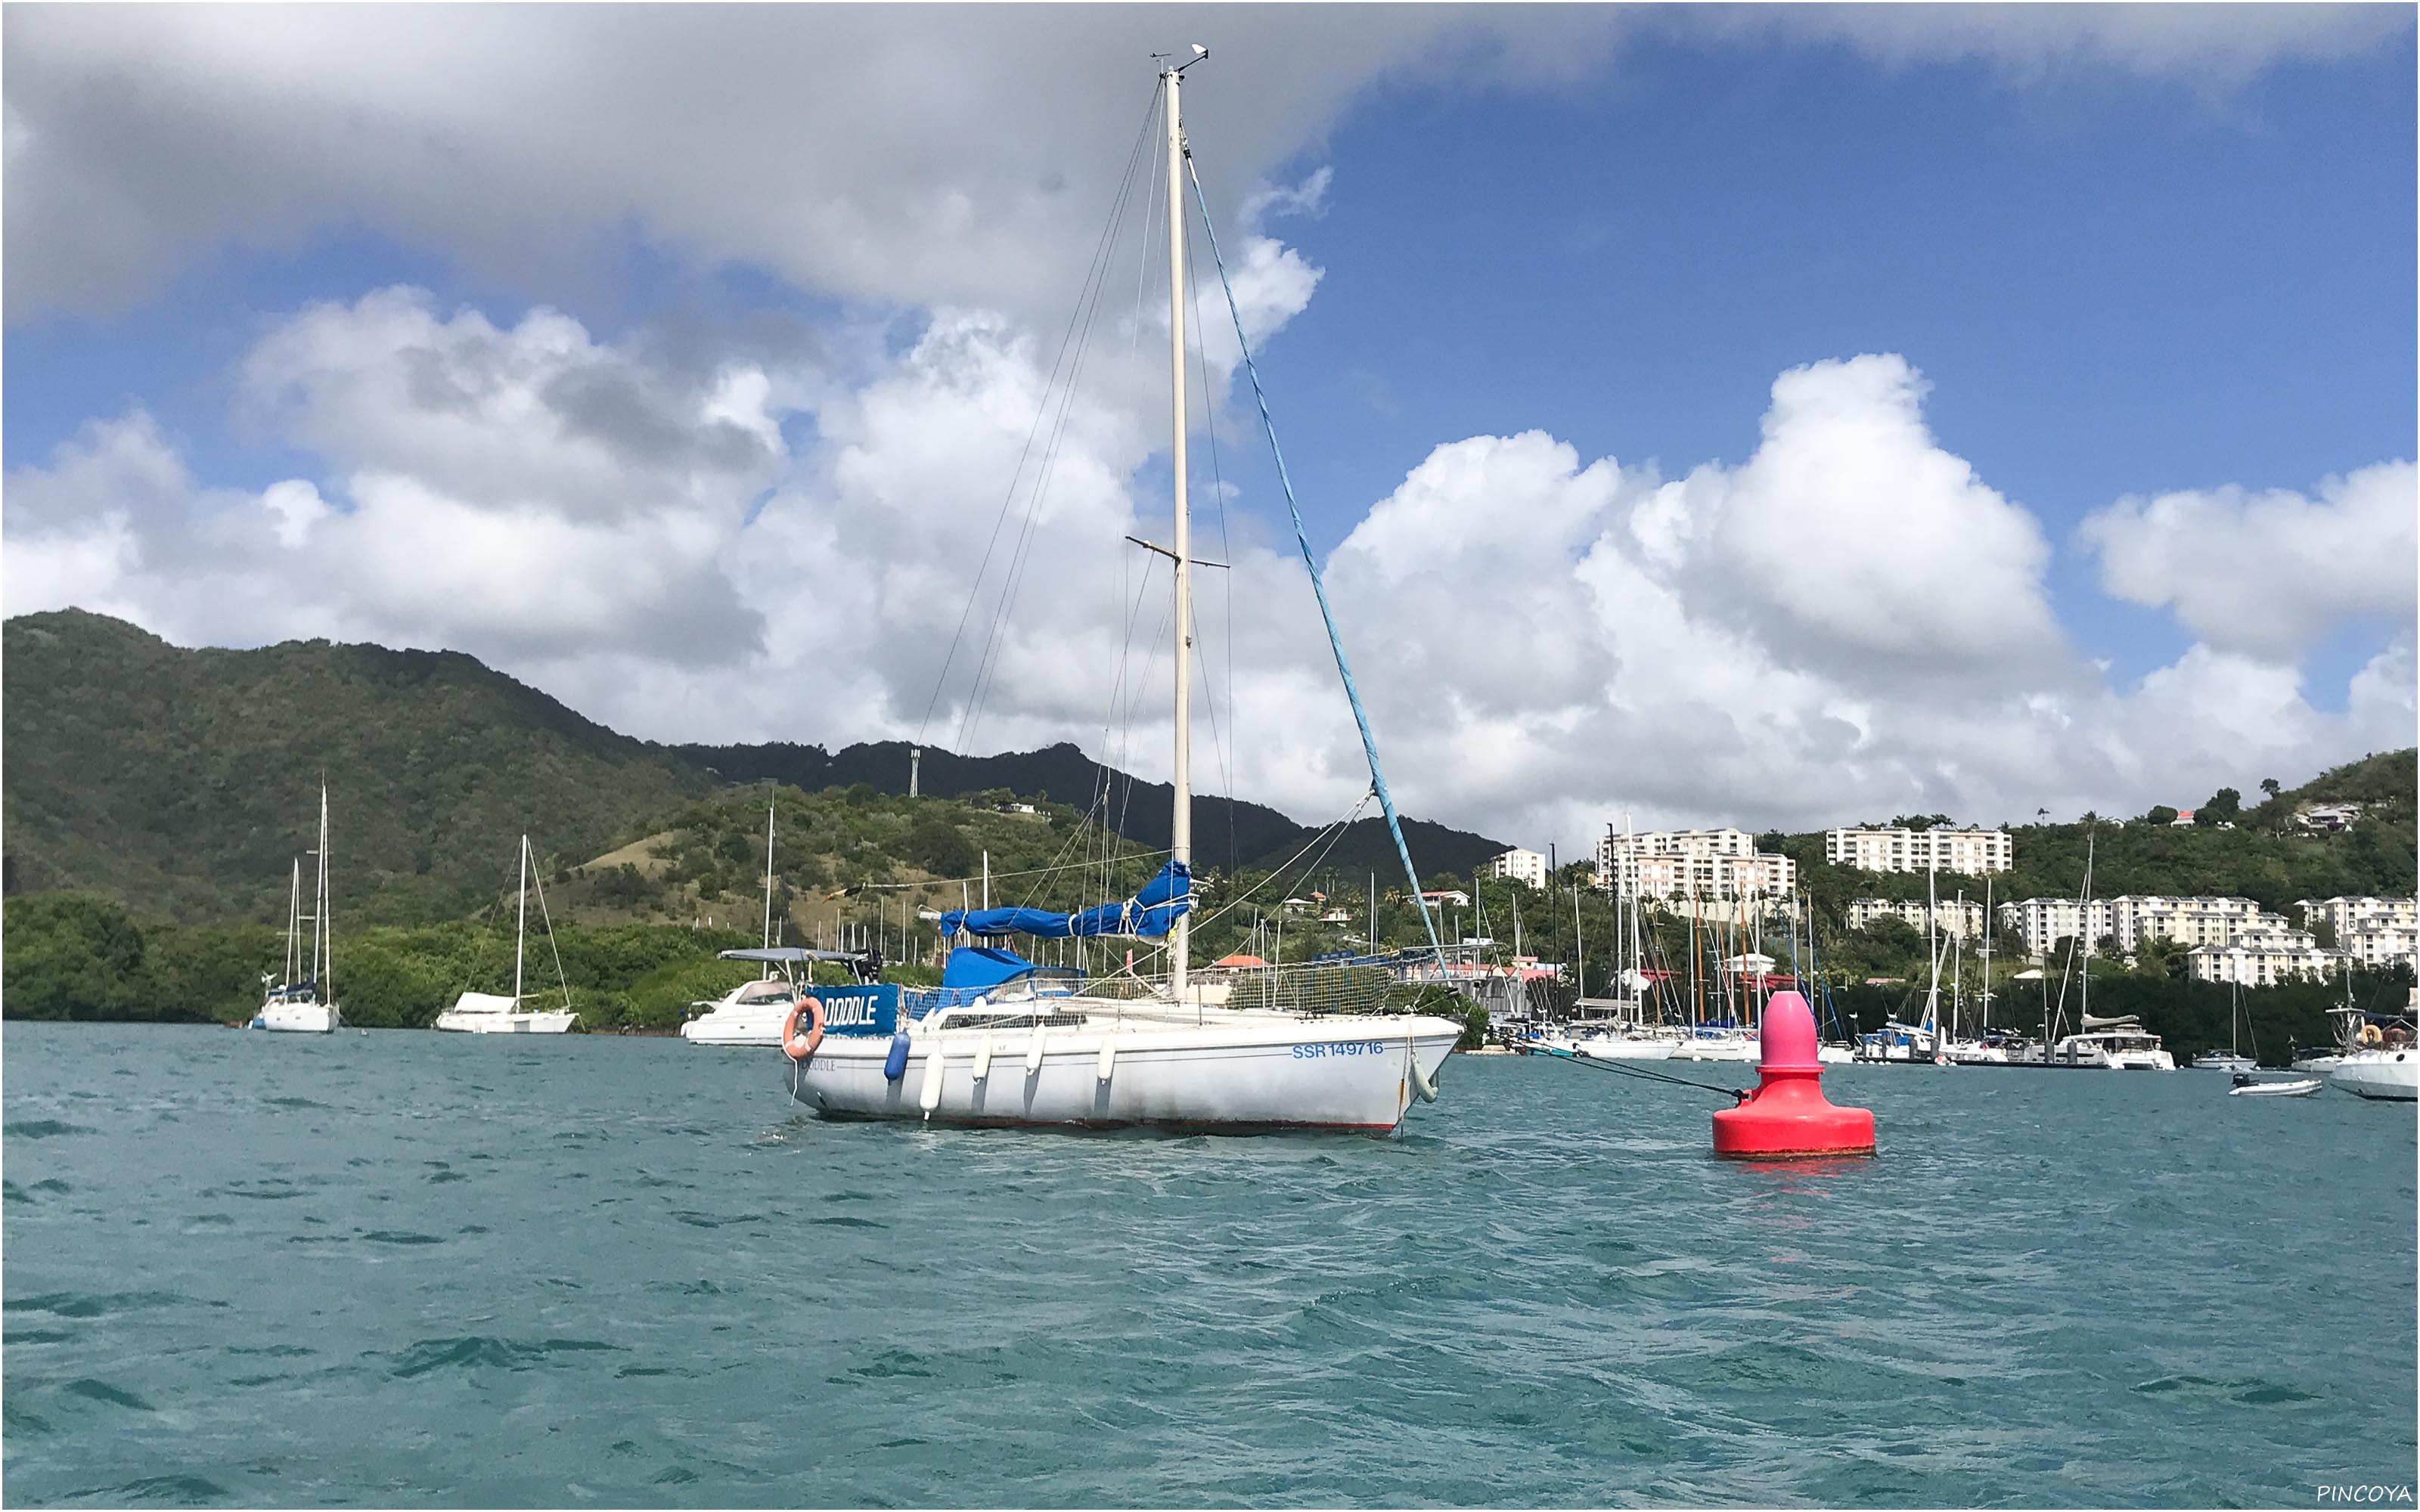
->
[790,1015,1463,1132]
[1672,1034,1757,1063]
[2192,1052,2259,1073]
[433,1009,578,1034]
[2230,1078,2322,1097]
[256,1000,339,1033]
[2331,1052,2418,1101]
[681,1012,787,1047]
[1573,1035,1677,1062]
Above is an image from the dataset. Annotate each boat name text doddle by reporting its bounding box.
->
[822,999,880,1028]
[1292,1041,1392,1060]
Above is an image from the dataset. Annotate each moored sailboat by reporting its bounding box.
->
[435,835,578,1034]
[783,52,1461,1131]
[253,785,340,1033]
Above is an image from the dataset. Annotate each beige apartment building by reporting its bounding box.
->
[2189,925,2352,987]
[1847,896,1990,940]
[1825,826,2012,875]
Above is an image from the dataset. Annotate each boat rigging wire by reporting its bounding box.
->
[914,85,1159,752]
[1184,154,1443,962]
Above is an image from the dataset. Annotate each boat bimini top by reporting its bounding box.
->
[716,947,883,985]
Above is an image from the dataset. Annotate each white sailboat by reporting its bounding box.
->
[1858,863,1945,1064]
[253,785,340,1033]
[785,54,1461,1131]
[2190,981,2258,1072]
[2012,830,2174,1070]
[1570,815,1679,1062]
[434,835,578,1034]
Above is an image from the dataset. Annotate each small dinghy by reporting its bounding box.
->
[2229,1074,2321,1098]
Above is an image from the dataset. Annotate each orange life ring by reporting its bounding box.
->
[782,998,826,1061]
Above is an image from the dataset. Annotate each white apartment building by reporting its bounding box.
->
[1596,827,1758,868]
[1999,897,2115,959]
[1596,846,1798,902]
[2297,896,2418,939]
[1847,897,1989,940]
[2344,923,2420,972]
[1484,847,1550,889]
[2189,925,2352,987]
[2104,895,2264,953]
[1826,826,2013,875]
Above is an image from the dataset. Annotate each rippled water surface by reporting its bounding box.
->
[5,1022,2413,1507]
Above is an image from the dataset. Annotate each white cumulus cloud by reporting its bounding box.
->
[2077,460,2417,659]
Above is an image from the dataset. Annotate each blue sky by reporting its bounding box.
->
[5,7,2412,837]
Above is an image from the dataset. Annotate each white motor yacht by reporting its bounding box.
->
[2332,1049,2418,1101]
[683,947,883,1046]
[2326,991,2418,1101]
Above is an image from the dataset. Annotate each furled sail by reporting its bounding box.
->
[940,861,1191,940]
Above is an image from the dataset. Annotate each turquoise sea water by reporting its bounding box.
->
[5,1021,2413,1507]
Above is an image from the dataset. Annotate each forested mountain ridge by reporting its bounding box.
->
[666,739,1509,880]
[8,611,2406,934]
[3,611,1507,926]
[3,611,715,925]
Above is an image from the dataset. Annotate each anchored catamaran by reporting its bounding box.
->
[782,52,1463,1131]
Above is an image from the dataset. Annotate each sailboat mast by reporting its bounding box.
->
[762,800,776,950]
[1164,58,1193,999]
[1923,861,1940,1037]
[515,835,529,1004]
[1625,814,1641,1011]
[287,857,300,987]
[1980,874,1992,1032]
[1953,888,1964,1042]
[313,783,329,990]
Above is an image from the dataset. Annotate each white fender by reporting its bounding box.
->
[1097,1039,1117,1083]
[918,1046,946,1114]
[971,1031,994,1083]
[1025,1023,1048,1074]
[1408,1036,1439,1102]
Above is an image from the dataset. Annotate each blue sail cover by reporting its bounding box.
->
[940,860,1191,940]
[940,946,1045,990]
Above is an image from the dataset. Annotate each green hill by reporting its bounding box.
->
[3,612,1508,931]
[3,610,715,926]
[1781,749,2417,919]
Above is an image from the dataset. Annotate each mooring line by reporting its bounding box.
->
[1528,1046,1749,1102]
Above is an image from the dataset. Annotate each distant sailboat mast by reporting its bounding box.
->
[286,857,301,990]
[762,801,777,950]
[312,782,331,996]
[515,834,529,1006]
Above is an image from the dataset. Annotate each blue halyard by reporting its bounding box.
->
[1186,160,1444,960]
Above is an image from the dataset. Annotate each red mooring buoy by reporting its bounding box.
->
[1711,991,1876,1160]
